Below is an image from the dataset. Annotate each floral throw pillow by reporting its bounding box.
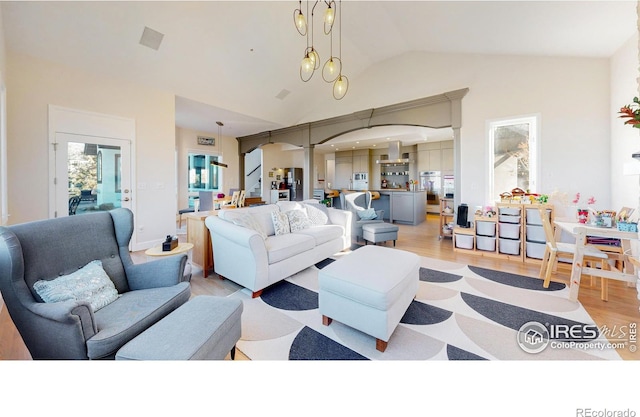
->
[286,209,313,232]
[271,210,291,235]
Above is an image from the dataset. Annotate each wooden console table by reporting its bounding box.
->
[184,210,218,278]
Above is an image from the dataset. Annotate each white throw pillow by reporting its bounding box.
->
[271,210,291,235]
[232,213,268,239]
[286,209,313,232]
[33,260,119,312]
[304,203,330,225]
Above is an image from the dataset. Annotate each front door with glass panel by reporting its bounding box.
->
[55,133,131,217]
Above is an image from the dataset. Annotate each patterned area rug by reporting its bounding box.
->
[231,251,621,360]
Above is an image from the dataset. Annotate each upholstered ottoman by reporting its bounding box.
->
[318,245,419,352]
[362,222,399,246]
[115,295,242,360]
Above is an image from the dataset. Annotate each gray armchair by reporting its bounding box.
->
[0,208,191,359]
[340,191,385,241]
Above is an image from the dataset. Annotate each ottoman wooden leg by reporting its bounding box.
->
[322,315,333,326]
[376,339,388,352]
[232,345,237,360]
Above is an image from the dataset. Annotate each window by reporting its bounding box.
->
[488,115,538,201]
[188,153,221,192]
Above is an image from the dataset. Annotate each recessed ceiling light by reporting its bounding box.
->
[330,144,334,147]
[373,144,377,147]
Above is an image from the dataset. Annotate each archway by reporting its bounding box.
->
[236,88,468,206]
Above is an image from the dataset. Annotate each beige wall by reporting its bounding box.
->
[610,33,640,213]
[7,51,176,250]
[175,126,240,211]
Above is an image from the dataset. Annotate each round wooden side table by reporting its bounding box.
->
[145,242,194,281]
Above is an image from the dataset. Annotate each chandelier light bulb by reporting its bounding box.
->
[327,59,336,75]
[301,55,314,74]
[309,48,320,70]
[324,6,334,26]
[294,9,307,35]
[333,74,349,100]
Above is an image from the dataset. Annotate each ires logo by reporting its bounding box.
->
[517,321,600,354]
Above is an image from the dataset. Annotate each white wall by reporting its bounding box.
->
[7,52,176,250]
[319,51,612,212]
[175,126,240,211]
[261,143,304,203]
[611,33,640,214]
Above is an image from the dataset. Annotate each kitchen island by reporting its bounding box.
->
[371,189,426,225]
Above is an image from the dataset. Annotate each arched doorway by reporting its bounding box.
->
[237,88,468,207]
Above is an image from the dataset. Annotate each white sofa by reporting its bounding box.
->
[205,201,352,297]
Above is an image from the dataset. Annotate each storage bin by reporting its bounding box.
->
[525,225,546,243]
[525,208,551,226]
[455,234,474,250]
[617,222,638,232]
[499,214,521,224]
[499,222,521,239]
[526,241,547,260]
[476,236,496,252]
[499,238,521,255]
[476,221,496,237]
[499,207,521,216]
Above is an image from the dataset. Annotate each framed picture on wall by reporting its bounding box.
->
[197,136,215,146]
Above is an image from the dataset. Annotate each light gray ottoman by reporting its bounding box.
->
[362,222,399,246]
[318,245,419,352]
[116,295,242,360]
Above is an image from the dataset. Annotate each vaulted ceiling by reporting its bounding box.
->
[2,1,636,143]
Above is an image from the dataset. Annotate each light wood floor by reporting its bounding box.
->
[1,214,638,360]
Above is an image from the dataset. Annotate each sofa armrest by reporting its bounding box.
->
[125,255,187,290]
[28,299,97,344]
[326,208,352,228]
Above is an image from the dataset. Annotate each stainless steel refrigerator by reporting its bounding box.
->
[284,168,303,201]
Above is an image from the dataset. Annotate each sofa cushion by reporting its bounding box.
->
[88,282,191,359]
[231,213,267,239]
[33,260,120,312]
[265,233,315,264]
[294,224,344,246]
[276,201,306,213]
[285,209,312,232]
[219,205,278,236]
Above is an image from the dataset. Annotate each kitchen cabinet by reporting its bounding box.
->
[335,152,353,189]
[442,147,454,171]
[352,149,370,174]
[416,140,453,173]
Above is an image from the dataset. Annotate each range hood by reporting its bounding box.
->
[376,140,413,164]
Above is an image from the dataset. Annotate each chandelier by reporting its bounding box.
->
[293,0,349,100]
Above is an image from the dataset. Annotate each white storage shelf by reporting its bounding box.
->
[453,203,552,263]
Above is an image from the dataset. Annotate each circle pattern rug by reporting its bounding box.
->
[229,254,622,360]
